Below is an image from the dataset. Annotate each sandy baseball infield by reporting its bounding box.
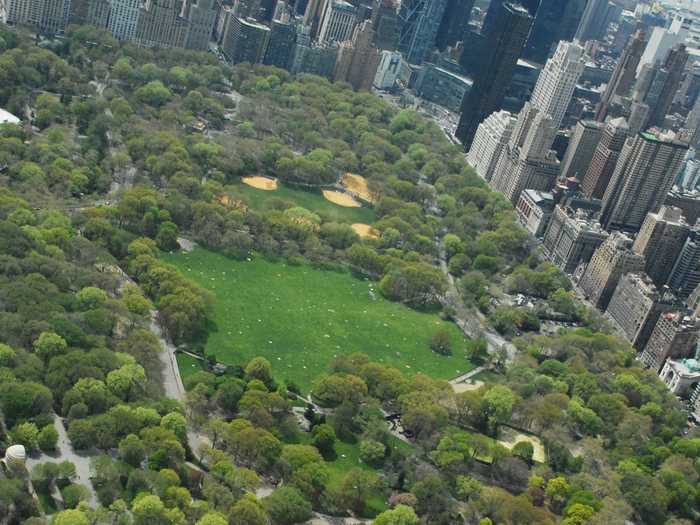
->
[352,223,379,239]
[322,190,361,207]
[242,176,278,190]
[341,173,375,203]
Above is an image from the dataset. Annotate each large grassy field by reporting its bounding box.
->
[229,181,376,224]
[164,248,473,391]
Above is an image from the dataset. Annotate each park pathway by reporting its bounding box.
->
[26,415,98,508]
[449,365,486,385]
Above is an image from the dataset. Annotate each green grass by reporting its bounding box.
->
[177,353,204,380]
[472,369,504,384]
[164,248,474,391]
[229,181,376,224]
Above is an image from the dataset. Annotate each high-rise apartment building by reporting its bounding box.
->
[578,231,646,310]
[560,120,604,181]
[640,311,700,371]
[221,15,270,64]
[5,0,45,28]
[637,18,688,76]
[606,272,676,350]
[596,30,648,122]
[646,45,688,129]
[542,205,608,274]
[601,130,689,232]
[334,20,381,91]
[318,0,357,44]
[576,0,620,43]
[398,0,448,64]
[667,229,700,300]
[263,19,297,70]
[109,0,141,41]
[580,117,629,199]
[455,2,533,150]
[435,0,474,51]
[522,0,586,65]
[467,110,516,182]
[632,206,690,287]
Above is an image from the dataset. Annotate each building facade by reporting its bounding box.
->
[560,120,604,181]
[659,359,700,396]
[515,189,555,237]
[601,130,689,233]
[667,229,700,300]
[632,206,690,288]
[221,15,270,64]
[398,0,448,64]
[606,272,676,350]
[542,205,608,274]
[580,117,629,199]
[416,65,471,112]
[466,110,516,182]
[578,231,646,310]
[640,311,699,371]
[109,0,141,41]
[318,0,357,44]
[263,19,296,70]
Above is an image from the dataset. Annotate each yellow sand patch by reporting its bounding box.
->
[322,190,361,208]
[352,223,380,239]
[342,173,376,203]
[242,176,278,191]
[498,427,546,463]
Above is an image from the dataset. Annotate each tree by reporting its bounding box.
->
[75,287,107,310]
[160,412,188,442]
[373,505,419,525]
[231,496,269,525]
[196,512,228,525]
[359,439,386,466]
[245,357,273,386]
[562,503,596,525]
[512,441,534,465]
[10,422,39,452]
[430,329,452,356]
[38,424,59,452]
[33,331,68,361]
[340,468,380,516]
[545,476,571,513]
[156,221,179,251]
[263,486,312,525]
[280,444,323,472]
[311,423,336,459]
[119,434,146,467]
[132,494,170,525]
[53,509,89,525]
[106,364,146,401]
[62,484,90,509]
[481,385,516,433]
[135,81,172,107]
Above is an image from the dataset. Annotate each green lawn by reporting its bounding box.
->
[229,181,376,224]
[164,248,474,391]
[177,353,204,380]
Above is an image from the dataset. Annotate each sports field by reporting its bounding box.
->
[163,248,473,391]
[229,181,376,224]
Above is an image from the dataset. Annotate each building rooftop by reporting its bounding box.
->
[668,358,700,377]
[431,66,473,86]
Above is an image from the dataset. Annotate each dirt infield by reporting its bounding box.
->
[352,223,380,239]
[242,176,278,190]
[322,190,361,208]
[341,173,376,203]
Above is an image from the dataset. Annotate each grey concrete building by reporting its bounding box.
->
[560,120,604,181]
[640,311,700,371]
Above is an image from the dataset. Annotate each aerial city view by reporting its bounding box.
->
[2,0,700,523]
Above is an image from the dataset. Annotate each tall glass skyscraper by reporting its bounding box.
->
[398,0,449,64]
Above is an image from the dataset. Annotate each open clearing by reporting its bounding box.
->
[351,223,380,240]
[322,190,362,208]
[164,248,474,391]
[242,176,278,190]
[230,181,375,224]
[341,173,376,203]
[498,427,546,463]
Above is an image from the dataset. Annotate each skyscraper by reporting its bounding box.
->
[560,120,604,181]
[637,18,688,76]
[398,0,448,64]
[632,206,690,288]
[522,0,586,65]
[372,0,399,50]
[578,231,646,310]
[646,44,688,129]
[455,2,533,150]
[435,0,474,51]
[575,0,614,43]
[580,117,629,199]
[596,30,648,122]
[528,40,585,130]
[318,0,358,44]
[601,130,689,232]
